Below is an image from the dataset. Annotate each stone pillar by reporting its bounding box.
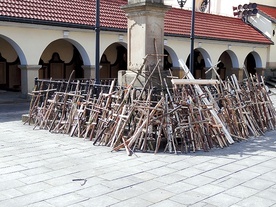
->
[82,65,95,80]
[204,67,214,79]
[255,68,265,77]
[19,65,41,97]
[120,0,170,86]
[231,68,244,81]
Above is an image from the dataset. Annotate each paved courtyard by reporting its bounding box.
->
[0,90,275,207]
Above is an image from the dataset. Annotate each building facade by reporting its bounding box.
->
[168,0,276,74]
[0,0,274,96]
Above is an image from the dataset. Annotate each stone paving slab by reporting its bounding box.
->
[0,90,276,207]
[0,118,275,207]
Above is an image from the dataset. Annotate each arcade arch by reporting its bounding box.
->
[39,39,84,80]
[0,36,23,91]
[100,42,127,79]
[218,50,239,80]
[185,48,212,79]
[245,51,262,75]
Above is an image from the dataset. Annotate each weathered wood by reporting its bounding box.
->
[24,55,276,156]
[171,79,220,85]
[178,59,235,144]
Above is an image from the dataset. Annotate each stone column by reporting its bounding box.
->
[120,0,170,86]
[19,65,41,97]
[82,65,95,80]
[255,68,265,77]
[231,68,244,81]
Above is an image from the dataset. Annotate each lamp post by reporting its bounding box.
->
[177,0,195,75]
[190,0,195,75]
[95,0,100,84]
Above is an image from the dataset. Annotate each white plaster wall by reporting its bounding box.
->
[0,23,96,66]
[164,37,191,67]
[0,25,58,64]
[0,17,270,95]
[0,22,128,67]
[0,22,269,70]
[248,15,275,67]
[251,0,276,7]
[269,24,276,68]
[165,0,276,17]
[165,37,268,69]
[249,14,273,38]
[100,32,127,64]
[40,40,74,63]
[164,0,275,71]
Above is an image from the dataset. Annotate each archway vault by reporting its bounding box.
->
[218,50,239,80]
[195,47,212,68]
[249,51,262,68]
[0,35,26,65]
[101,42,127,79]
[0,35,23,91]
[65,38,91,66]
[39,39,86,80]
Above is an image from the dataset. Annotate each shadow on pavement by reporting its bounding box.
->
[188,131,276,158]
[0,102,30,122]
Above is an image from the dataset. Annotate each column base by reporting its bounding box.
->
[19,65,41,96]
[82,65,95,80]
[118,70,146,87]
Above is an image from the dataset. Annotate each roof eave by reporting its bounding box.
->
[164,33,273,45]
[100,27,127,33]
[0,16,273,45]
[0,16,128,33]
[0,16,95,30]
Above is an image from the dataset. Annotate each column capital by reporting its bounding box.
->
[255,67,265,77]
[255,67,265,70]
[122,2,170,17]
[230,68,244,81]
[18,65,42,71]
[231,68,244,70]
[82,65,95,79]
[82,65,95,70]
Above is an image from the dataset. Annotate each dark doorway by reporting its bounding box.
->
[0,53,21,91]
[39,46,84,80]
[186,50,205,78]
[245,53,256,75]
[100,45,127,79]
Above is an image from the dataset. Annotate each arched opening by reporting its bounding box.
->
[186,49,208,79]
[164,49,173,71]
[164,45,181,77]
[100,43,127,79]
[245,53,256,75]
[218,51,234,80]
[39,39,84,80]
[0,37,21,91]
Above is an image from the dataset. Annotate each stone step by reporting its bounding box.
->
[270,78,276,82]
[22,114,34,124]
[265,80,276,88]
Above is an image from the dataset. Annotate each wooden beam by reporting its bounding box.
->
[171,79,219,85]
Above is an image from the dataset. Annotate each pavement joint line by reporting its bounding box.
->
[0,95,276,206]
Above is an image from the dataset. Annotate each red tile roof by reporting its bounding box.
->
[165,8,272,44]
[0,0,272,45]
[258,4,276,23]
[0,0,128,28]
